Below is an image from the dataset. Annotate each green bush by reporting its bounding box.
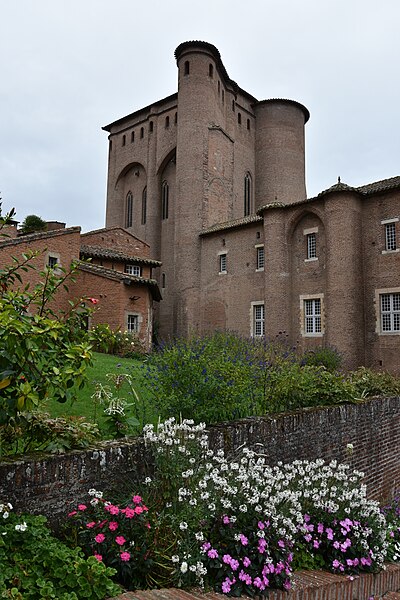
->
[301,346,343,372]
[0,503,121,599]
[0,207,95,456]
[89,324,145,358]
[349,367,400,399]
[144,332,353,424]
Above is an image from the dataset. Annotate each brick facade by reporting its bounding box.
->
[0,225,161,350]
[103,41,400,371]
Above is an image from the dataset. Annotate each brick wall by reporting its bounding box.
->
[0,396,398,528]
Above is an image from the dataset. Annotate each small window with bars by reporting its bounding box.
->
[219,253,227,273]
[256,246,264,270]
[385,222,397,251]
[253,304,265,337]
[381,292,400,333]
[307,232,317,259]
[304,298,321,334]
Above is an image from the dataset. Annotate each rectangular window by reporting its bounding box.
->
[304,298,321,334]
[256,246,265,270]
[307,233,317,259]
[127,314,139,333]
[219,253,227,273]
[385,222,397,251]
[48,256,58,269]
[125,264,142,277]
[253,304,265,337]
[381,293,400,332]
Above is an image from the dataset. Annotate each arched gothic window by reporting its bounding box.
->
[161,181,169,220]
[244,173,252,216]
[126,192,133,228]
[142,187,147,225]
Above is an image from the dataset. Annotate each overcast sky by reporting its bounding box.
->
[1,0,399,232]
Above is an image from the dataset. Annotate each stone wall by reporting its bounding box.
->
[0,396,398,529]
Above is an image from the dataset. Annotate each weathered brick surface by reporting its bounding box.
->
[0,397,398,528]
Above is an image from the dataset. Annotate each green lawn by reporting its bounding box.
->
[43,353,156,432]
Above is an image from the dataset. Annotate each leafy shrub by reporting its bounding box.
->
[144,332,353,424]
[301,346,343,372]
[0,207,95,456]
[89,324,145,357]
[0,502,121,599]
[0,412,100,455]
[349,367,400,399]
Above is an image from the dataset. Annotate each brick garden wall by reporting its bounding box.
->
[0,396,398,528]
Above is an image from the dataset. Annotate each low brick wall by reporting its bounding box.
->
[0,396,399,527]
[110,564,400,599]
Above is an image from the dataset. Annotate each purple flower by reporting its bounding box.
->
[207,548,219,559]
[326,527,334,540]
[221,579,231,594]
[278,539,285,548]
[240,534,248,546]
[243,556,251,567]
[253,577,266,590]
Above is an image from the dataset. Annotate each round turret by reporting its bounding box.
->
[255,99,309,206]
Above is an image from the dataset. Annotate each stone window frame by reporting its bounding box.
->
[46,252,61,270]
[126,313,140,334]
[381,218,399,254]
[300,293,325,337]
[250,301,265,337]
[304,227,318,262]
[375,287,400,335]
[255,244,264,271]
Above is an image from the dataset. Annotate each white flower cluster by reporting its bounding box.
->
[104,398,128,416]
[0,502,13,520]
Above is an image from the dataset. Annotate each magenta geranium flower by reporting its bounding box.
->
[86,521,96,528]
[115,535,126,545]
[132,495,142,504]
[94,553,103,562]
[120,551,131,561]
[78,504,87,511]
[95,533,105,543]
[109,521,118,531]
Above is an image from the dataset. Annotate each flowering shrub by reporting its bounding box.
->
[67,418,392,595]
[381,492,400,562]
[89,323,145,357]
[144,332,354,424]
[141,419,388,594]
[67,489,153,589]
[0,501,120,599]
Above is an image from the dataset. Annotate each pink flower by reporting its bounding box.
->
[94,553,103,562]
[132,495,142,504]
[223,515,230,525]
[86,521,96,528]
[120,552,131,561]
[115,535,126,545]
[109,521,118,531]
[283,579,291,590]
[68,511,77,517]
[221,579,231,594]
[78,504,87,511]
[207,548,219,558]
[257,521,265,530]
[95,533,105,543]
[123,507,135,519]
[88,297,99,304]
[240,534,248,546]
[134,506,144,515]
[105,504,119,515]
[243,557,251,567]
[278,539,285,548]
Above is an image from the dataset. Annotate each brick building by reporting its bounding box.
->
[103,40,400,371]
[0,224,161,351]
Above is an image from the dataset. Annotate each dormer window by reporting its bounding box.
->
[125,264,142,277]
